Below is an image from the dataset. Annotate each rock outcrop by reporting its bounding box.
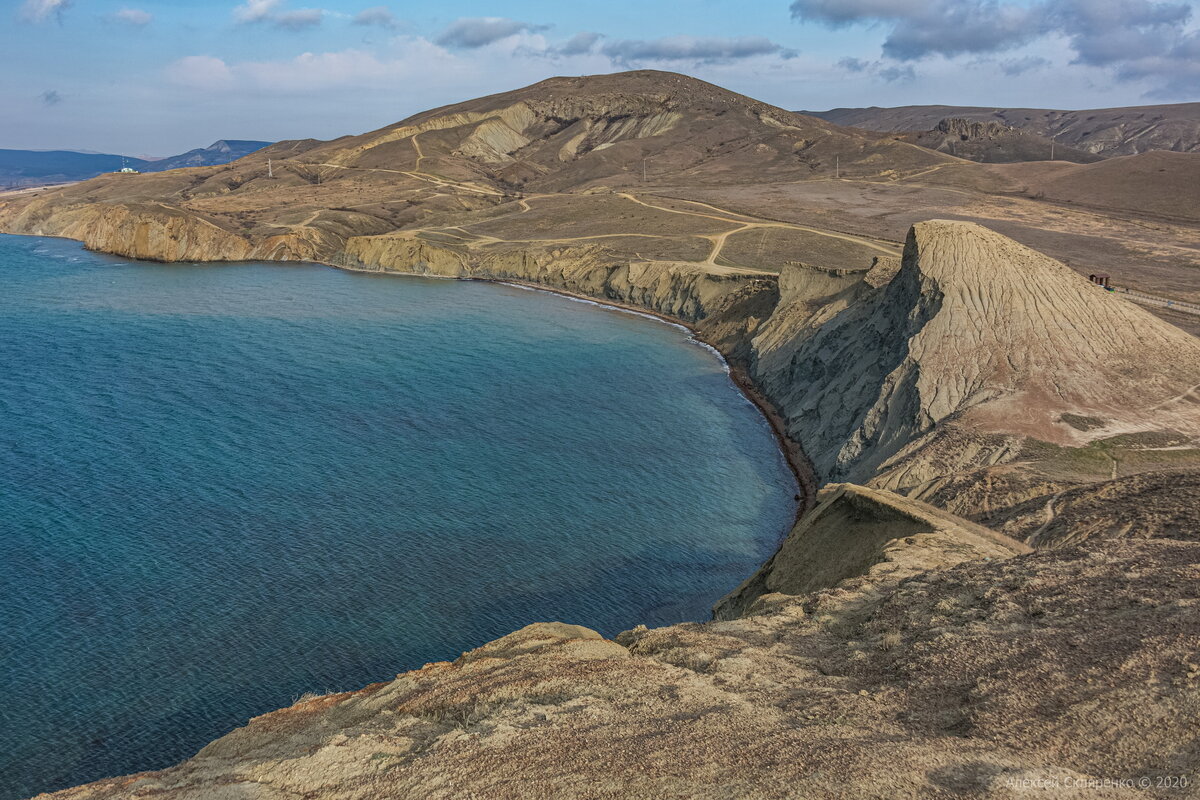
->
[5,201,255,262]
[714,483,1031,619]
[896,118,1103,163]
[936,117,1013,139]
[751,220,1200,488]
[37,537,1200,800]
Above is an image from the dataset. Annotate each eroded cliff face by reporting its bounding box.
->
[340,233,776,324]
[749,220,1200,491]
[2,201,256,263]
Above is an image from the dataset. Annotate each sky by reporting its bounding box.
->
[2,0,1198,155]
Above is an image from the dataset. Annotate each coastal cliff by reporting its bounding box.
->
[5,194,1200,564]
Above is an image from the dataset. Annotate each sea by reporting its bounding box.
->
[0,233,796,798]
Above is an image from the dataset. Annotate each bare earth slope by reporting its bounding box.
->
[898,117,1102,164]
[806,102,1200,157]
[7,70,1200,798]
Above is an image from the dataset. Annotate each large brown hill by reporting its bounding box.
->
[806,102,1200,157]
[273,69,956,193]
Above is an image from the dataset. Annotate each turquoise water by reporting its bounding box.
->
[0,233,795,798]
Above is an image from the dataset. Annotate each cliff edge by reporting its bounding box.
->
[37,536,1200,799]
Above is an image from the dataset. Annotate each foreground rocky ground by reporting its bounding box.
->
[43,516,1200,798]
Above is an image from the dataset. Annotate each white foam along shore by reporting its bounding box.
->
[496,280,733,374]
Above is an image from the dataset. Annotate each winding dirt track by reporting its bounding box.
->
[616,192,902,262]
[380,186,902,272]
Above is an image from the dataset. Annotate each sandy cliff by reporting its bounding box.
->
[752,220,1200,487]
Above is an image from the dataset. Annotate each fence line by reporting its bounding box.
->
[1111,286,1200,317]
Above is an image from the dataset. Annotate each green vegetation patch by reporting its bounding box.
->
[1059,413,1106,432]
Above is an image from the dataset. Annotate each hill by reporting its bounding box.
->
[142,140,272,172]
[0,149,148,187]
[283,69,955,192]
[0,140,273,188]
[805,102,1200,157]
[0,70,955,270]
[897,117,1101,163]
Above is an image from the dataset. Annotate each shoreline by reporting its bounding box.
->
[484,277,816,523]
[307,259,816,525]
[7,230,815,530]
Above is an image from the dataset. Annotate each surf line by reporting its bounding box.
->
[494,280,732,373]
[493,278,816,521]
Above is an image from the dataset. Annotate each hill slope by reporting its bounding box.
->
[993,150,1200,221]
[0,149,147,187]
[805,102,1200,157]
[287,69,955,192]
[143,140,272,172]
[898,117,1102,163]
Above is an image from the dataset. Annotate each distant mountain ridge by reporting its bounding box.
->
[0,140,273,187]
[143,140,273,172]
[0,149,148,186]
[801,103,1200,157]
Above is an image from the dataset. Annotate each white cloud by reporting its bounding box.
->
[20,0,71,23]
[353,6,398,29]
[111,8,153,26]
[166,40,468,93]
[167,55,236,89]
[233,0,283,24]
[436,17,546,48]
[233,0,325,30]
[557,32,603,55]
[602,35,794,63]
[274,9,323,30]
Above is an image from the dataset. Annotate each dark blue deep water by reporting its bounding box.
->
[0,233,795,799]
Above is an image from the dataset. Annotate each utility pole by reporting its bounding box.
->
[643,158,647,182]
[835,155,839,179]
[268,158,274,178]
